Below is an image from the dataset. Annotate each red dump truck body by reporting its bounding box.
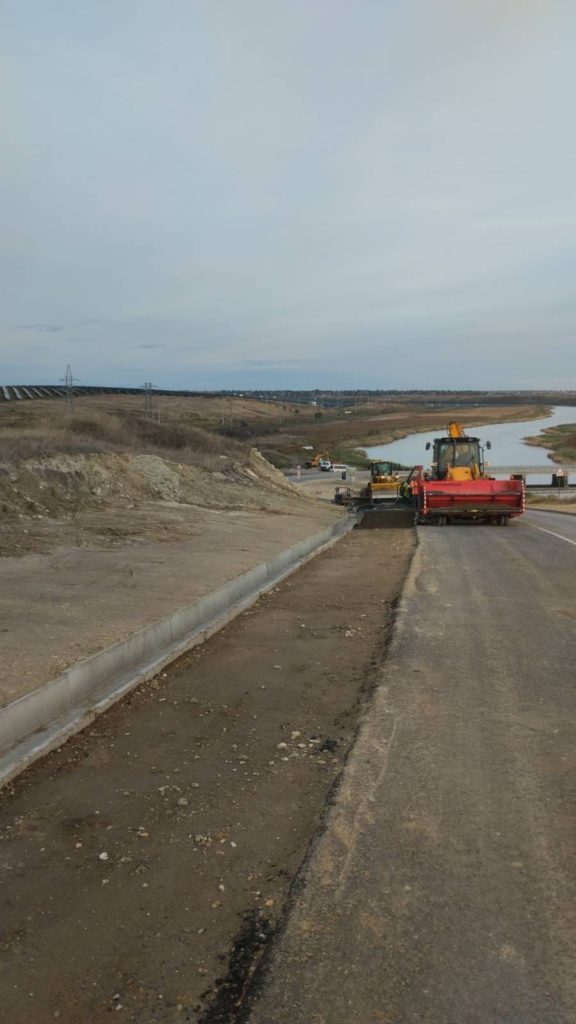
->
[412,468,525,525]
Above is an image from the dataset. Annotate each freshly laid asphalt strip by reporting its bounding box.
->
[0,524,414,1024]
[247,511,576,1024]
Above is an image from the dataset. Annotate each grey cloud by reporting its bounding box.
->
[1,1,575,389]
[243,359,304,367]
[76,318,133,328]
[13,324,62,333]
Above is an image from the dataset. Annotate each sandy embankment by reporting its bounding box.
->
[0,451,343,708]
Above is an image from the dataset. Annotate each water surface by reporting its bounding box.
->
[365,406,576,484]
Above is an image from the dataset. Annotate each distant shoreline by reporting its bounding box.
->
[357,404,552,457]
[524,422,576,465]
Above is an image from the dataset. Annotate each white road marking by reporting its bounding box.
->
[524,522,576,548]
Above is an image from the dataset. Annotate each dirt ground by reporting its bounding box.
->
[0,449,316,556]
[0,442,350,707]
[0,500,341,707]
[0,522,415,1024]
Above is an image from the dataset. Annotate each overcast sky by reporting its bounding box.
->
[2,0,575,390]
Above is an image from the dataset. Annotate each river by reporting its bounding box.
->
[365,406,576,484]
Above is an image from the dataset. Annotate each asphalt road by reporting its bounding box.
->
[289,469,355,483]
[249,510,576,1024]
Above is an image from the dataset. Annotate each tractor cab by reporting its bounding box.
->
[370,461,403,482]
[432,435,481,480]
[426,422,490,482]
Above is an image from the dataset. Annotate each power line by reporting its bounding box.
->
[142,381,155,419]
[60,364,80,414]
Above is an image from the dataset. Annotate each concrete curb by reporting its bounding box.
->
[0,514,358,789]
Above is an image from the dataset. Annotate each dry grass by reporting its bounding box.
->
[0,392,299,429]
[526,493,576,507]
[255,403,551,465]
[0,404,247,470]
[525,423,576,464]
[0,392,313,469]
[0,393,552,471]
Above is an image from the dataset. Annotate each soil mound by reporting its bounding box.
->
[0,448,333,558]
[0,448,305,520]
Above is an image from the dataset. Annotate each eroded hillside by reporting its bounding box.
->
[0,398,338,556]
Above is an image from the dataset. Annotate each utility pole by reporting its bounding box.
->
[60,364,79,415]
[142,381,155,419]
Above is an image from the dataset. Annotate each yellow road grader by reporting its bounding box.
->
[360,461,408,503]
